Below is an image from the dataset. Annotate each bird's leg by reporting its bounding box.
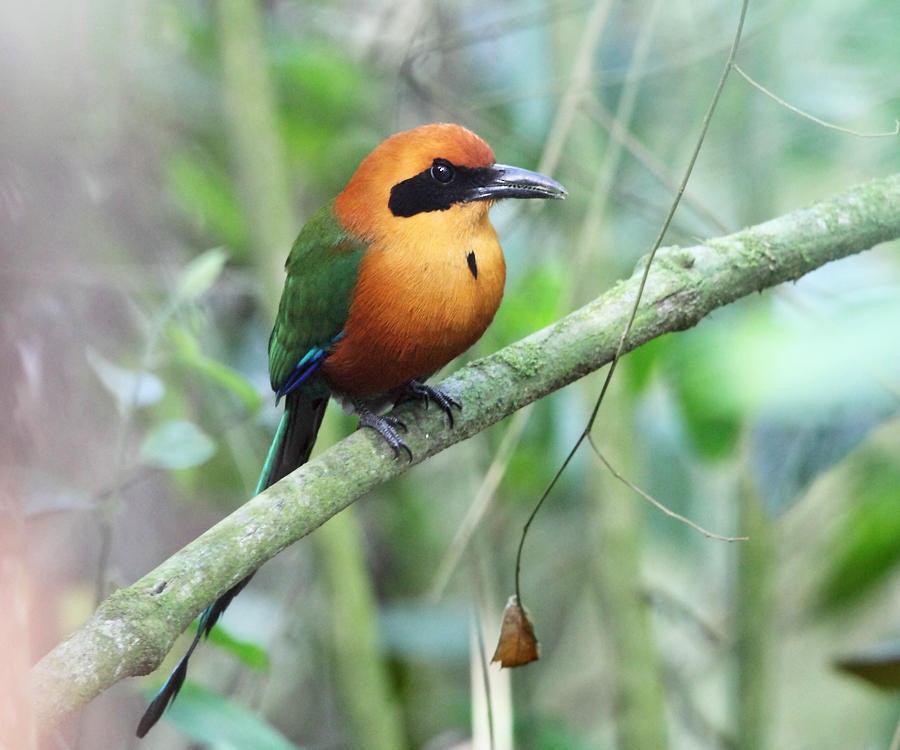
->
[353,399,413,461]
[399,380,462,428]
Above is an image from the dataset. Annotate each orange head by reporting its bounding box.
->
[334,123,566,241]
[325,123,566,396]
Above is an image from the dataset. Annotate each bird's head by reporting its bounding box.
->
[335,123,566,241]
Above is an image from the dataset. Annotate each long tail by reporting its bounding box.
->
[137,392,327,737]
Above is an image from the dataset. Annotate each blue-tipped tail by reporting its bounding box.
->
[136,393,327,737]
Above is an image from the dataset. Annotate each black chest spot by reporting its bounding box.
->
[466,250,478,279]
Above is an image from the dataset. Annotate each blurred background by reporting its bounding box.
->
[3,1,899,748]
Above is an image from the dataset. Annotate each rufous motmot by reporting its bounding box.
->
[137,123,566,736]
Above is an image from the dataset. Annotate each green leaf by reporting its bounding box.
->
[678,291,900,419]
[169,324,263,411]
[161,683,304,749]
[496,263,564,343]
[187,355,263,412]
[817,446,900,611]
[86,347,164,411]
[140,419,216,470]
[668,329,741,459]
[175,247,228,304]
[624,335,670,395]
[207,625,270,671]
[664,288,900,460]
[750,400,893,516]
[166,151,248,251]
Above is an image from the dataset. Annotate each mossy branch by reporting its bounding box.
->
[31,173,900,732]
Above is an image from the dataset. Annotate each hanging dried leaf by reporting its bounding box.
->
[491,595,540,668]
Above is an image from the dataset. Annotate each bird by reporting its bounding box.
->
[136,122,566,737]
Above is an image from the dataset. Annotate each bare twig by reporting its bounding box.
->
[733,64,900,138]
[513,0,753,602]
[587,435,747,542]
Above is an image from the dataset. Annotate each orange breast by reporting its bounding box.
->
[322,204,505,396]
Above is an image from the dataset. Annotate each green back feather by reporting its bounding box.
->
[268,199,366,396]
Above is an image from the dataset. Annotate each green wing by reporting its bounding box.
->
[268,199,366,397]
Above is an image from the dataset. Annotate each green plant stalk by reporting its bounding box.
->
[312,415,407,750]
[30,173,900,732]
[735,466,773,750]
[314,510,406,749]
[217,2,404,745]
[217,0,296,303]
[591,398,668,749]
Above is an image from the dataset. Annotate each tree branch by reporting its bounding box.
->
[31,173,900,733]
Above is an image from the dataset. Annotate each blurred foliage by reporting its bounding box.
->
[817,444,900,612]
[206,624,271,672]
[160,683,302,750]
[835,640,900,691]
[3,0,899,749]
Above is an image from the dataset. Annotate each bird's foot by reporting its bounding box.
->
[354,401,412,461]
[401,380,462,428]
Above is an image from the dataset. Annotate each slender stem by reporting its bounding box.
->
[733,64,900,138]
[513,0,752,601]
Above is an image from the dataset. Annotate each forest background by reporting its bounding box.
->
[3,1,899,749]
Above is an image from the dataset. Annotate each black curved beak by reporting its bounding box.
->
[472,164,568,202]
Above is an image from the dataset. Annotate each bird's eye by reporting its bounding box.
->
[430,159,455,184]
